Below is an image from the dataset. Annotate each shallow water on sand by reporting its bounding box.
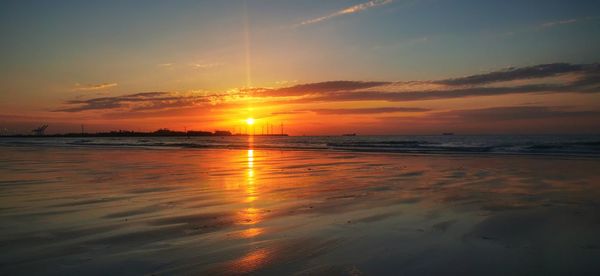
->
[1,146,600,275]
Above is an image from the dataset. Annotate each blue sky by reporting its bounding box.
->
[2,0,599,84]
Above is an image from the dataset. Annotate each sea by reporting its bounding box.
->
[1,135,599,156]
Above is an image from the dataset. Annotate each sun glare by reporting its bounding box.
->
[246,118,255,125]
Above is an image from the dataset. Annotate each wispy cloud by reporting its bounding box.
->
[435,63,588,86]
[498,16,598,37]
[55,90,248,113]
[72,82,118,91]
[258,63,600,102]
[274,80,299,86]
[270,110,308,116]
[190,62,223,69]
[56,92,172,112]
[539,18,578,28]
[297,0,393,26]
[309,107,429,114]
[433,106,600,122]
[56,63,600,116]
[269,81,390,96]
[536,16,600,31]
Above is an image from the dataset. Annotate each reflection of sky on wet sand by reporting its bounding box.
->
[1,146,600,275]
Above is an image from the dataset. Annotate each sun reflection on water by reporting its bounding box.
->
[228,248,271,274]
[239,227,263,238]
[245,149,256,202]
[238,207,262,225]
[238,143,263,225]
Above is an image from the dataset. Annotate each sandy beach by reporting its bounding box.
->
[2,0,599,274]
[0,145,599,275]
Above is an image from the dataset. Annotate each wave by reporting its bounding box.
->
[1,136,599,157]
[326,139,600,155]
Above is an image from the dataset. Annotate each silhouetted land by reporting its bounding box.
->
[0,128,288,138]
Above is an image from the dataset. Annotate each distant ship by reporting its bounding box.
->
[342,133,357,136]
[442,132,454,136]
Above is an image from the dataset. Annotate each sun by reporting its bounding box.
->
[246,118,255,125]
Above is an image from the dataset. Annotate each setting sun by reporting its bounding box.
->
[2,1,600,275]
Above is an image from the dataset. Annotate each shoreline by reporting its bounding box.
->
[1,142,599,159]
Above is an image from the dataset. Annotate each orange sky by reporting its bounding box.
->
[2,64,600,135]
[1,1,599,135]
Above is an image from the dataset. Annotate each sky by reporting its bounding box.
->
[1,0,599,135]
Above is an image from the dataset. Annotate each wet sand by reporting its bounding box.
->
[1,146,600,275]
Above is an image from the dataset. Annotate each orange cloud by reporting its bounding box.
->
[72,82,118,91]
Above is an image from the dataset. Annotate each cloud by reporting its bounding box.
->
[297,0,393,26]
[497,16,598,37]
[73,82,118,91]
[56,92,191,112]
[433,106,600,122]
[274,80,299,86]
[258,63,600,102]
[539,18,578,28]
[190,62,223,69]
[309,107,429,114]
[533,16,599,31]
[436,63,592,86]
[55,63,600,116]
[270,110,308,116]
[54,90,249,113]
[377,105,600,134]
[291,84,588,103]
[264,81,390,96]
[102,106,211,120]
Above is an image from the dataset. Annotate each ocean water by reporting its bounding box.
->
[1,135,599,156]
[1,145,600,274]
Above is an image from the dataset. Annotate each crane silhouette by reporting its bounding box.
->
[32,125,48,136]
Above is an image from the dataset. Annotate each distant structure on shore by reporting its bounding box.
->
[342,133,357,136]
[442,132,454,136]
[231,121,289,136]
[32,125,48,136]
[232,133,288,137]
